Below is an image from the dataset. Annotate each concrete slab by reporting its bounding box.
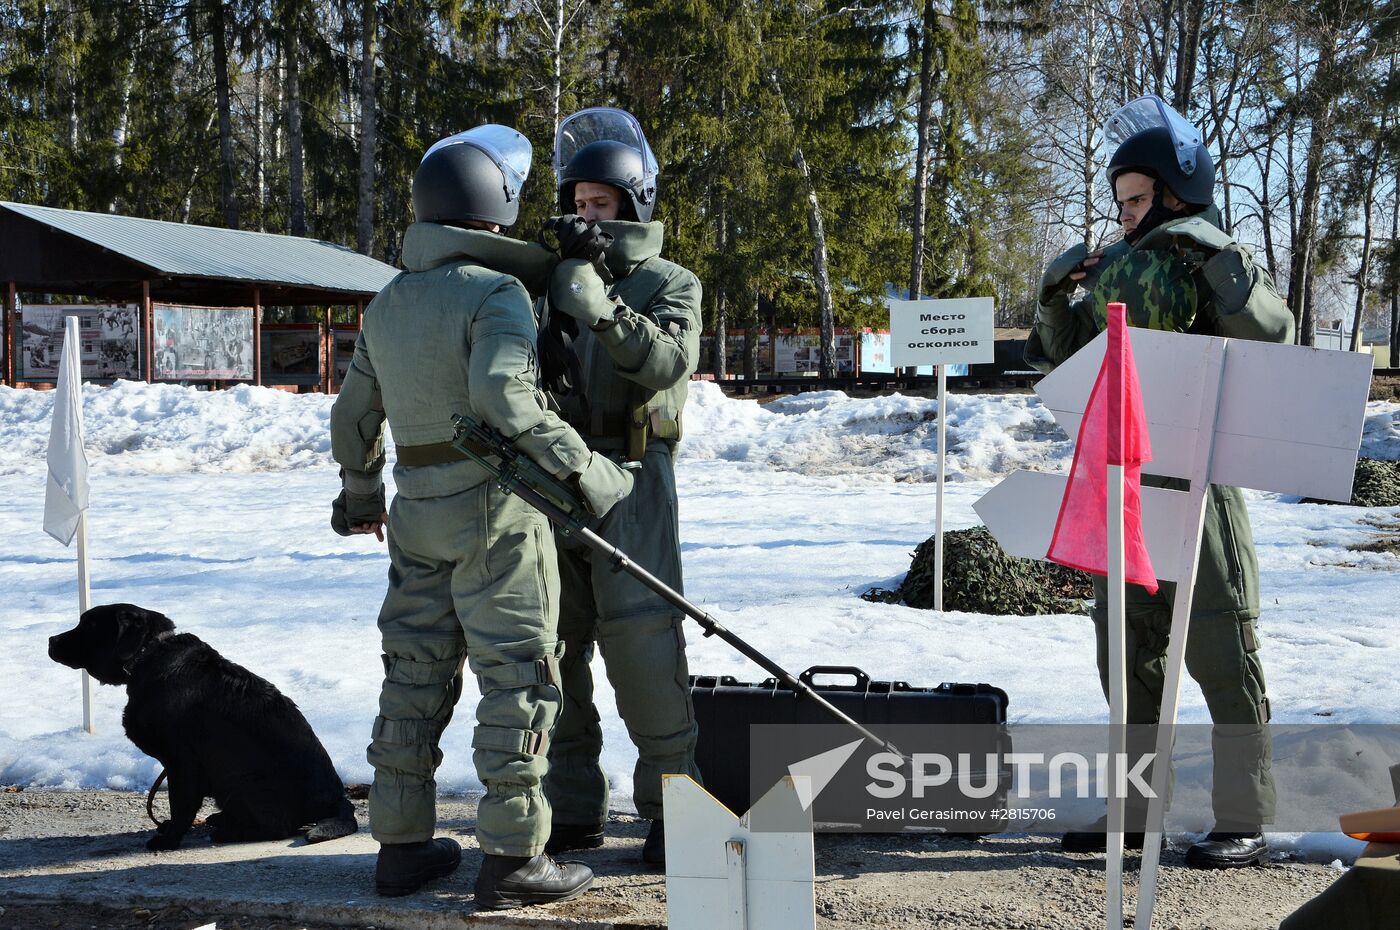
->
[1,790,1341,929]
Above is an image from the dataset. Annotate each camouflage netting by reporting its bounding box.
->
[863,526,1094,616]
[1304,458,1400,508]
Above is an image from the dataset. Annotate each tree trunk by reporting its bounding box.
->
[793,141,836,378]
[744,289,759,381]
[909,0,938,303]
[211,0,239,229]
[712,194,727,379]
[1080,2,1102,247]
[1391,186,1399,367]
[357,0,378,255]
[1172,0,1205,112]
[1287,100,1331,348]
[254,41,265,231]
[285,10,307,238]
[905,0,940,376]
[1350,106,1386,353]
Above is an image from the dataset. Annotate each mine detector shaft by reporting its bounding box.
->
[450,413,908,765]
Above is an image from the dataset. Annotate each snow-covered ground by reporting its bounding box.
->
[2,379,1397,863]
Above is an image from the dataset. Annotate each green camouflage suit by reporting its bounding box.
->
[1025,207,1294,829]
[542,219,706,825]
[331,223,629,856]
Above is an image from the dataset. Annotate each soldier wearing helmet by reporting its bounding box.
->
[1026,96,1294,869]
[535,107,703,868]
[330,125,635,909]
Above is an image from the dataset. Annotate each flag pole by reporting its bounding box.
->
[1105,303,1127,930]
[1135,337,1229,930]
[45,315,94,734]
[76,511,93,733]
[935,362,947,612]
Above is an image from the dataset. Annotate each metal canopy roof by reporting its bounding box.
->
[0,201,400,306]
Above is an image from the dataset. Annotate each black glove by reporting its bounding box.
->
[331,475,385,537]
[546,214,613,264]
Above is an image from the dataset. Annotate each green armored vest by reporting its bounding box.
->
[557,220,701,457]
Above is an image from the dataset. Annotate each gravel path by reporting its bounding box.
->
[0,789,1338,929]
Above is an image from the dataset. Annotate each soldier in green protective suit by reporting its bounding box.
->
[535,108,704,867]
[329,126,635,909]
[1025,96,1294,869]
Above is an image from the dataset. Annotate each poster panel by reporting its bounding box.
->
[259,325,321,385]
[153,304,254,380]
[332,326,359,384]
[774,329,855,374]
[20,304,141,381]
[697,331,771,376]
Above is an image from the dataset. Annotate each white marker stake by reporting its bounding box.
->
[77,512,92,733]
[935,363,947,612]
[1106,458,1125,930]
[1136,338,1228,930]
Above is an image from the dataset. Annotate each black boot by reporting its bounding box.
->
[1185,831,1269,869]
[642,820,665,866]
[375,837,462,897]
[1060,817,1146,853]
[475,853,593,910]
[545,821,605,854]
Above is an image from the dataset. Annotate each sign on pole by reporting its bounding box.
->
[975,328,1371,930]
[887,297,996,369]
[887,297,996,612]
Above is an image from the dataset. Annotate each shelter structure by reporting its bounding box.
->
[0,202,399,392]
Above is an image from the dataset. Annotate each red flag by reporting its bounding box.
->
[1046,302,1158,593]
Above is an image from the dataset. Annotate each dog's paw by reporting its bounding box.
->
[146,832,182,852]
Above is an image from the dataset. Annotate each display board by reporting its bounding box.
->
[332,326,359,384]
[773,330,856,375]
[259,324,320,385]
[152,304,254,380]
[20,304,140,381]
[698,331,773,377]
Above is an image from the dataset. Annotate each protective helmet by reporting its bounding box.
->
[1091,250,1199,333]
[413,125,532,227]
[555,107,659,222]
[1105,95,1215,207]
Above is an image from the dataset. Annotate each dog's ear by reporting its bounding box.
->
[111,604,174,664]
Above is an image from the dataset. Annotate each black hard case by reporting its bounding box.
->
[689,665,1011,831]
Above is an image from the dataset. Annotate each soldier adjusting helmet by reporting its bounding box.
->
[555,107,659,222]
[413,125,533,228]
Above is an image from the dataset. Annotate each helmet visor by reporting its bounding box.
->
[1104,95,1204,176]
[554,107,658,186]
[422,124,532,201]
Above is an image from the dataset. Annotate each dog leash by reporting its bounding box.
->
[146,769,168,827]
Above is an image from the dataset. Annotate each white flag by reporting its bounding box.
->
[43,315,90,546]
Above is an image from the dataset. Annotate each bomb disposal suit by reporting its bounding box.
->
[1025,97,1294,859]
[330,126,633,866]
[539,108,705,847]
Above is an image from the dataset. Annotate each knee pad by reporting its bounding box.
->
[368,715,448,775]
[473,642,564,695]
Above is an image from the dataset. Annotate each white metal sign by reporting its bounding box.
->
[974,328,1371,930]
[664,775,815,930]
[888,297,996,368]
[1035,328,1374,501]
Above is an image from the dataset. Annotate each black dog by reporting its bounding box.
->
[48,603,358,851]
